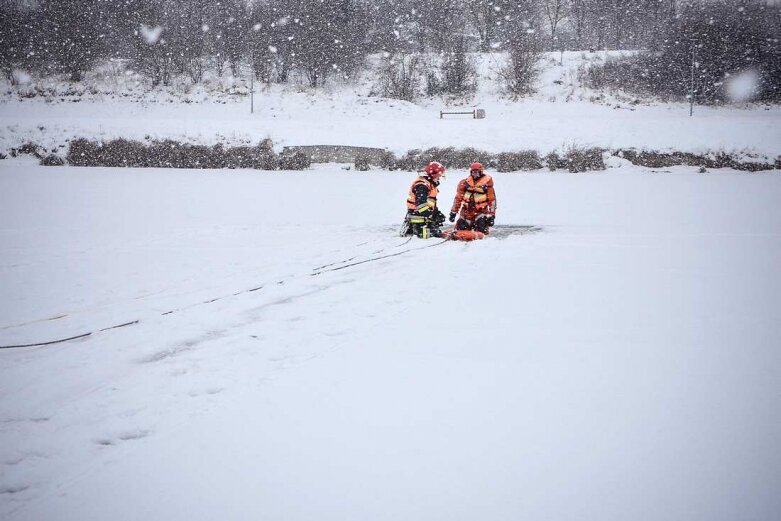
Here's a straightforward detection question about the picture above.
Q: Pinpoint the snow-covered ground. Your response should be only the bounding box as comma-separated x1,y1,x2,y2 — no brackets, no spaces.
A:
2,52,780,160
2,160,780,520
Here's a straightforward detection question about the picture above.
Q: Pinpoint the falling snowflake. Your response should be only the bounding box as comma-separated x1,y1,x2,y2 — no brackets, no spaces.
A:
726,69,759,102
253,23,262,32
12,69,31,85
139,25,163,45
269,45,278,54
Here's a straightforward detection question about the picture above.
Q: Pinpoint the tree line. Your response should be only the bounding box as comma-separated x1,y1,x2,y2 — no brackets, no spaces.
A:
1,0,779,102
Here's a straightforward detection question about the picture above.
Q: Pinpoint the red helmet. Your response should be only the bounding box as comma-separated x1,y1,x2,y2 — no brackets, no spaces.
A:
424,161,445,179
470,162,484,172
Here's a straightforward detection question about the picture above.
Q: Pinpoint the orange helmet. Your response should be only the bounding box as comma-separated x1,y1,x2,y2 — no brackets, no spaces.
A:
424,161,445,179
470,162,484,177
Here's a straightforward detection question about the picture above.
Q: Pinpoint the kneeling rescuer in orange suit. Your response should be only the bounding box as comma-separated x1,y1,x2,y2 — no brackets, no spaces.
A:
449,162,497,235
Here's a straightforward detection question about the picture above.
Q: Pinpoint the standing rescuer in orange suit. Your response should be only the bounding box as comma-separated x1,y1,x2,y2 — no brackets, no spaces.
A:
449,162,497,234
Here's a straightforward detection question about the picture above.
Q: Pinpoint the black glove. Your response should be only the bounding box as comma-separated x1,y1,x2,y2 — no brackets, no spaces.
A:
449,212,456,223
487,215,495,227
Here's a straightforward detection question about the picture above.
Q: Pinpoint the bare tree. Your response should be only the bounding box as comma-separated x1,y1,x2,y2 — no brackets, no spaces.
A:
378,52,422,100
0,1,35,82
502,22,543,96
248,2,275,82
38,0,107,81
265,0,369,88
223,1,249,77
438,35,478,95
582,0,781,103
542,0,567,51
130,0,174,86
568,0,589,49
171,0,210,84
465,0,499,52
466,0,540,52
207,0,248,77
609,0,632,49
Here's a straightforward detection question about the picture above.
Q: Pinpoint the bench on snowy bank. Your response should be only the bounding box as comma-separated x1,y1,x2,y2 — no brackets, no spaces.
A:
439,109,486,119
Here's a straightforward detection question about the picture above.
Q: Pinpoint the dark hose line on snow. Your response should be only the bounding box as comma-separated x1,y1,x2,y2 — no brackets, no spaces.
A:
0,237,446,350
0,332,93,349
99,320,140,332
0,320,142,350
310,238,449,276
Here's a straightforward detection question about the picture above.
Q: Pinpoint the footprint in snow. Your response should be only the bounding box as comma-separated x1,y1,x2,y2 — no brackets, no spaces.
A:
0,484,31,495
187,387,224,398
95,429,151,446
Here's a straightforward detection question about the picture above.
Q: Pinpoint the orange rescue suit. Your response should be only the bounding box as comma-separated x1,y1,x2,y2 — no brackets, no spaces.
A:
406,176,439,215
450,173,496,220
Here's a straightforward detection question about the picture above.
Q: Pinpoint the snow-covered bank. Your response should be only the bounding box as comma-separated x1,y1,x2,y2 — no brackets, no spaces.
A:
1,163,780,520
3,89,780,160
2,52,780,160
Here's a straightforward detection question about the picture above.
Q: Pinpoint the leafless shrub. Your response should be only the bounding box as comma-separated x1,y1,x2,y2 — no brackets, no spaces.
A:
147,140,192,168
394,147,495,172
565,147,605,172
101,139,152,167
378,53,421,102
614,149,776,171
224,140,277,169
449,147,494,169
354,154,371,171
544,152,567,171
40,154,65,166
279,151,311,170
428,38,477,97
394,149,423,172
377,150,398,170
496,151,543,172
502,29,543,97
66,138,280,169
13,142,44,159
67,138,101,165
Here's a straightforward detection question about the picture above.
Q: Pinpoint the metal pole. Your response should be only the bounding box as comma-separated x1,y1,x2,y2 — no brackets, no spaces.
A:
689,46,695,117
250,72,254,114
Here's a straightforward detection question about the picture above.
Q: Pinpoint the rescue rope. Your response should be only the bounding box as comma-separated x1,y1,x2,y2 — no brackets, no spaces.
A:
311,238,450,276
0,320,142,350
0,237,447,350
311,236,413,272
0,332,92,350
